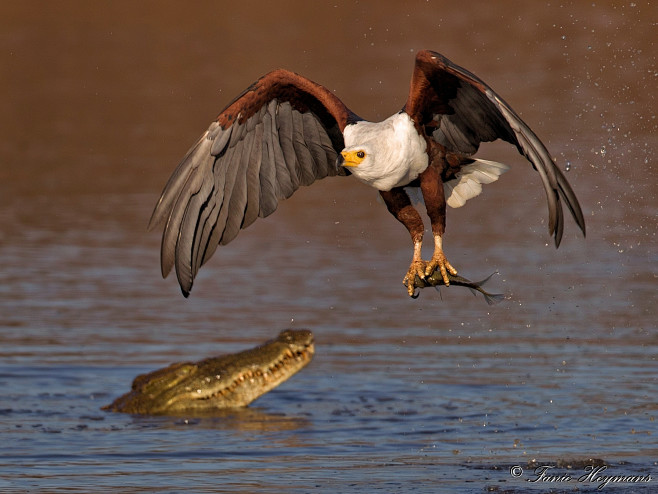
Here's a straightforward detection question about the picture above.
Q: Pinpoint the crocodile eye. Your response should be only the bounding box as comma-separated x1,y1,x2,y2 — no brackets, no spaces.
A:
356,151,365,159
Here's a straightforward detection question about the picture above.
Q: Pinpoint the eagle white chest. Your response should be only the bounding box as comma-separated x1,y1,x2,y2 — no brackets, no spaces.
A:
342,112,429,191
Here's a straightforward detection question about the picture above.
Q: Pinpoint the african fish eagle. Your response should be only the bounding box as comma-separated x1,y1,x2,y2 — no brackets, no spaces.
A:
149,50,586,297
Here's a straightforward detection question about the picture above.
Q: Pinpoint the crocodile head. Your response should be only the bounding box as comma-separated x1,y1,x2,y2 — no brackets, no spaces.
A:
103,329,314,415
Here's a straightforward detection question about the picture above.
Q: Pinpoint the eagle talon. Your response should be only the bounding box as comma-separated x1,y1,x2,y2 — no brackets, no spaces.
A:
403,260,430,297
425,253,457,286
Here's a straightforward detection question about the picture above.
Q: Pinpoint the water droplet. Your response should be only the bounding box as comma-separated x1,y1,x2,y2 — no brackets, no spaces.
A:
565,161,572,171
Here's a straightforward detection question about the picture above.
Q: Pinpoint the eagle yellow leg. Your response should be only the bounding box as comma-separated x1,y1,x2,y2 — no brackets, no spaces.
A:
402,235,457,297
378,186,457,297
403,241,428,296
426,233,457,285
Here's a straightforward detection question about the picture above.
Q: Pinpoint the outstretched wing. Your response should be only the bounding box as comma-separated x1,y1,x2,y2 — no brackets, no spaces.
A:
149,69,360,296
403,50,585,247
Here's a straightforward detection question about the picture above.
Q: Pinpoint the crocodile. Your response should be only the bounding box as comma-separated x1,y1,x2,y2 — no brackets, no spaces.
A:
103,329,314,415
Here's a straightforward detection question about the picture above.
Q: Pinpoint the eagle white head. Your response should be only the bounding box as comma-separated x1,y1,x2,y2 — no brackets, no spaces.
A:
337,113,429,191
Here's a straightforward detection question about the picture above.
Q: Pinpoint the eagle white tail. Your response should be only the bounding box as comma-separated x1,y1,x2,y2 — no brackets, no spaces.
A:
443,159,509,208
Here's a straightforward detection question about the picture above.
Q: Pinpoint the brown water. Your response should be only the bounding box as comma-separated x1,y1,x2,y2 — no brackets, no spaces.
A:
1,1,656,492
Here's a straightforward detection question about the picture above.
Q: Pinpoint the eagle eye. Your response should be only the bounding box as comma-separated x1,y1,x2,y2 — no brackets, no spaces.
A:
356,151,365,159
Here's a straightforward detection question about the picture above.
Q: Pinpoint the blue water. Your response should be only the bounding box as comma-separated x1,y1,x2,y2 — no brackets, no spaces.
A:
1,188,656,493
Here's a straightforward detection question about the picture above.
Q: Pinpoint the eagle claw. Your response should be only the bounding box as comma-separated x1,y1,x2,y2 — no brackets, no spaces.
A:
402,249,458,297
425,251,457,287
403,260,431,297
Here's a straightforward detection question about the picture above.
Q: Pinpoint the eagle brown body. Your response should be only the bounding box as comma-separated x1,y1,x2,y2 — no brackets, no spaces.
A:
150,50,585,297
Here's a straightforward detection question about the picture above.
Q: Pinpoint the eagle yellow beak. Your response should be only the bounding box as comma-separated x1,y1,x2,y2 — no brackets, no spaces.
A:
339,150,365,167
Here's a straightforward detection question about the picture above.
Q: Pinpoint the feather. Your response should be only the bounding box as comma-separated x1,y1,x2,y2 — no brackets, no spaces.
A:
258,109,279,217
158,138,215,279
149,129,213,232
302,111,330,179
275,101,300,191
444,159,509,208
267,101,294,199
209,123,231,157
291,108,316,185
241,122,263,230
174,164,217,294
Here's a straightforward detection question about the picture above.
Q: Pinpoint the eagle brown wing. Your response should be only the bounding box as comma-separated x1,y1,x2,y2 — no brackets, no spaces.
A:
149,70,360,296
403,50,585,247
